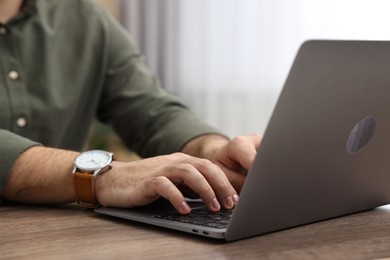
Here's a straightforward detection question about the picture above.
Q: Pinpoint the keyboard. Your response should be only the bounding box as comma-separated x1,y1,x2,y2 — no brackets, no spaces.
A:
153,208,233,229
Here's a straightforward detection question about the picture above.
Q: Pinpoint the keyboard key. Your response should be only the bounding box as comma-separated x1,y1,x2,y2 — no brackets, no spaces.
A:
153,208,233,229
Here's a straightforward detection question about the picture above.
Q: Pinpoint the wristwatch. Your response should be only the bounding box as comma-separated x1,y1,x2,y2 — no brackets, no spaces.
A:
72,150,114,208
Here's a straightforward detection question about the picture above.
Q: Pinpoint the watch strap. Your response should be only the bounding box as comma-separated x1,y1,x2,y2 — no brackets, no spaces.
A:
74,171,98,208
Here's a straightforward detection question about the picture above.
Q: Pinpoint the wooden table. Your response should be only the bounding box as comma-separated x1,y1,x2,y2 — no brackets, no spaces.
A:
2,203,390,259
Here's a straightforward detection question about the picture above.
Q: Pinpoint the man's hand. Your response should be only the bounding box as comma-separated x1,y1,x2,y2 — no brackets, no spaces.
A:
95,153,238,214
182,133,261,192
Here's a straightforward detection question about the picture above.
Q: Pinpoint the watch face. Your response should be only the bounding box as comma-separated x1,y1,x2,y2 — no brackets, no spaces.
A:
75,150,112,171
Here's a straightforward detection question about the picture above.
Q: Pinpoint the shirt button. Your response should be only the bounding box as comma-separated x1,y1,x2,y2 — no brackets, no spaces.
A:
0,26,6,35
8,71,19,80
16,117,27,128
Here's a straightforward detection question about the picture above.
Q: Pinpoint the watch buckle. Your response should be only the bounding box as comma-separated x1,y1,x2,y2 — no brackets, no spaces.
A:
77,200,100,208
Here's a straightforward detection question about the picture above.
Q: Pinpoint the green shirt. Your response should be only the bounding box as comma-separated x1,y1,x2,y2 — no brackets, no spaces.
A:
0,0,220,193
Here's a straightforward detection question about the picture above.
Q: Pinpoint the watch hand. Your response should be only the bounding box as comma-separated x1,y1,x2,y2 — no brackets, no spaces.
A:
91,159,103,168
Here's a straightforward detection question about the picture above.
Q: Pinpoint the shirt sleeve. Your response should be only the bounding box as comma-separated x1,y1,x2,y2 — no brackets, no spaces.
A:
93,5,223,157
0,129,41,201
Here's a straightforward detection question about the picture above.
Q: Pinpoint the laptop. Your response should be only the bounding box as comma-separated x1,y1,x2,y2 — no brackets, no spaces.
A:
95,40,390,241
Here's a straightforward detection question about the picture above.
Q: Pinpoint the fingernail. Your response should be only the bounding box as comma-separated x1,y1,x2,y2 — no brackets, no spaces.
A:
226,195,234,208
211,197,221,211
181,201,191,214
233,194,239,204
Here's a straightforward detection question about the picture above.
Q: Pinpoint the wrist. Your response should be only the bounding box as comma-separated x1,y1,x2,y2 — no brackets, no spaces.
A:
94,161,120,207
72,150,114,208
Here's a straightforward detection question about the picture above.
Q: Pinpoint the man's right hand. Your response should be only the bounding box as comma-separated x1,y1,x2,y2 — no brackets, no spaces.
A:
95,153,239,214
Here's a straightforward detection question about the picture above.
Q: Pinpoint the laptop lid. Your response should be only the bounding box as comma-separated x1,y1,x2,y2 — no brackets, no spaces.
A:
96,40,390,241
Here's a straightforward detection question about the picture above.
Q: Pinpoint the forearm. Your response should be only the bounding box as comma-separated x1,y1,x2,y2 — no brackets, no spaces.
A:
1,146,78,204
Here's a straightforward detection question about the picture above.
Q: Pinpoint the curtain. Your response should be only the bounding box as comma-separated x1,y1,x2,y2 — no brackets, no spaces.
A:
121,0,390,137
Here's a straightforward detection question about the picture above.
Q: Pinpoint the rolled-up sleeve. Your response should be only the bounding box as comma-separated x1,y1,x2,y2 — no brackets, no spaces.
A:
0,130,41,198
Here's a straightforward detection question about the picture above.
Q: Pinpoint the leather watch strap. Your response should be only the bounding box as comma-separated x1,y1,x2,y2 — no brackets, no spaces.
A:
74,171,98,208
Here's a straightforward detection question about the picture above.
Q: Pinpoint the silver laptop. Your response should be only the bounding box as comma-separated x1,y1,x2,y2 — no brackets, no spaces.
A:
95,40,390,241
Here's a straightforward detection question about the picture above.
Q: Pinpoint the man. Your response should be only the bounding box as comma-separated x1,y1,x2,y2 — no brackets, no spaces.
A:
0,0,260,214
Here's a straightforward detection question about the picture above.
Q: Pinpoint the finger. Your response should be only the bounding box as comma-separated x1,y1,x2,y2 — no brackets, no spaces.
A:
227,133,261,171
168,163,222,212
218,164,246,193
149,176,191,215
191,158,239,209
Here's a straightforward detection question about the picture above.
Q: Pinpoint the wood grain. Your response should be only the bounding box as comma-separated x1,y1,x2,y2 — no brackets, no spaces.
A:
2,204,390,259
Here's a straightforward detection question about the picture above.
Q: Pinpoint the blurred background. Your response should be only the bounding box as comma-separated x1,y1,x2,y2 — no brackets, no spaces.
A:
90,0,390,159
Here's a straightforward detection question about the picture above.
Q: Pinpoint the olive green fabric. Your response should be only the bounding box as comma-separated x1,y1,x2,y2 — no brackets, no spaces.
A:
0,0,220,195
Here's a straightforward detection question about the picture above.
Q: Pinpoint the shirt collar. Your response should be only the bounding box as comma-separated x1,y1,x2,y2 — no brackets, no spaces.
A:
6,0,36,25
